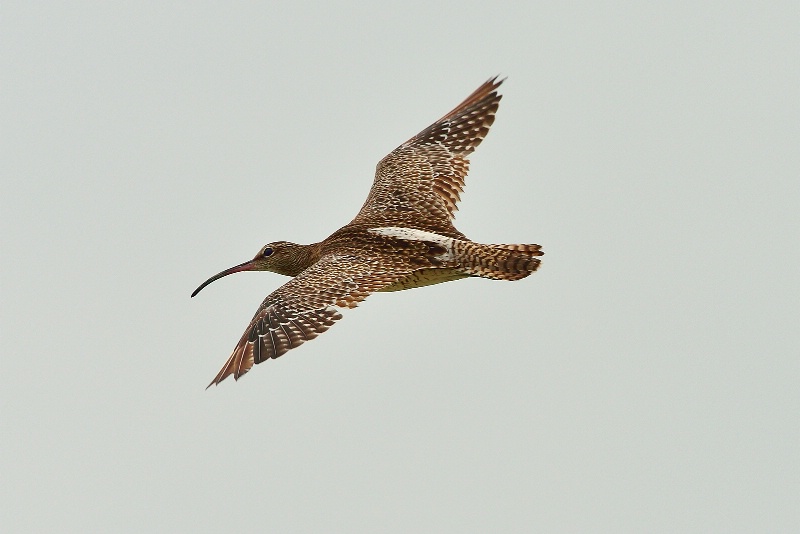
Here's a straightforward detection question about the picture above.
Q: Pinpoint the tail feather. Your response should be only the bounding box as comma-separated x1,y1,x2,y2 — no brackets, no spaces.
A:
457,242,543,281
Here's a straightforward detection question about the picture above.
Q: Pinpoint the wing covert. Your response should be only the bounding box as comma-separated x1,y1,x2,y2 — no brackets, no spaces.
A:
207,254,412,387
353,77,504,230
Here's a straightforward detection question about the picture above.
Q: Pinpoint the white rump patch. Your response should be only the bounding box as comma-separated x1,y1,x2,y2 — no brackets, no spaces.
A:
368,226,455,261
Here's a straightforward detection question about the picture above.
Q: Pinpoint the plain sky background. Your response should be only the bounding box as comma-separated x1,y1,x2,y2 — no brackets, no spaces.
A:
3,1,798,532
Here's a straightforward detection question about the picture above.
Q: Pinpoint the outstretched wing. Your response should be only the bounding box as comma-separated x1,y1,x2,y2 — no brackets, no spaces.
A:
353,76,504,232
207,254,411,387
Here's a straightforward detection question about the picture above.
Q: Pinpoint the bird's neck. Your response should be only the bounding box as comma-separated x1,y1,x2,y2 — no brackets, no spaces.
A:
276,243,321,277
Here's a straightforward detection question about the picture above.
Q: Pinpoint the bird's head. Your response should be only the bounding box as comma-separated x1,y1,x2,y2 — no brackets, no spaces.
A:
191,241,307,297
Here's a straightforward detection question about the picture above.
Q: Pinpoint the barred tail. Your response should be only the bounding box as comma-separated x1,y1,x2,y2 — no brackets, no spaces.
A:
457,242,544,281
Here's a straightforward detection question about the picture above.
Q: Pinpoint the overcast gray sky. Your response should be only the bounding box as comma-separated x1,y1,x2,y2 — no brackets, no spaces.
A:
3,1,798,532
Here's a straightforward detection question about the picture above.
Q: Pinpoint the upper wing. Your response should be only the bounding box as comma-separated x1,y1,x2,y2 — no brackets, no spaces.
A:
352,77,504,231
207,254,411,387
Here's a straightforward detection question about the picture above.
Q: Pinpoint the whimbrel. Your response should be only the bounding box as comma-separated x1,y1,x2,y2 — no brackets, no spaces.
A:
192,77,543,387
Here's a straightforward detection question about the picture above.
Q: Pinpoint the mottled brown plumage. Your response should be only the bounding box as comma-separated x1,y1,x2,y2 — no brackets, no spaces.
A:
192,77,544,387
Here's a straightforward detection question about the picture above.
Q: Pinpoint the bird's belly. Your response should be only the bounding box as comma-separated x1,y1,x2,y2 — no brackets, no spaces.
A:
378,268,469,292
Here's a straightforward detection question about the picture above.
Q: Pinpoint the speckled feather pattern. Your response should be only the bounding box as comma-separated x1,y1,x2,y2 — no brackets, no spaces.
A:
353,77,503,234
207,254,416,386
200,77,544,386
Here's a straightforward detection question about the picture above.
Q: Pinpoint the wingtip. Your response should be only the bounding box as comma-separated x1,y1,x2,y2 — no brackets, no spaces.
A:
206,372,224,389
206,364,231,389
206,367,233,389
482,75,506,94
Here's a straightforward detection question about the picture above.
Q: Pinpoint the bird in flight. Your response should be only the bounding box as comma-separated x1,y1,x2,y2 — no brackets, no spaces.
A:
192,76,543,387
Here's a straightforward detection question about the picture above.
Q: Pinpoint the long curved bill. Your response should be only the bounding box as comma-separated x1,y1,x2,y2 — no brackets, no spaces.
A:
191,260,255,297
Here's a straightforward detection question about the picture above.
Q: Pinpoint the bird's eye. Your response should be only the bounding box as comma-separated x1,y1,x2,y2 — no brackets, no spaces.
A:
262,247,273,257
